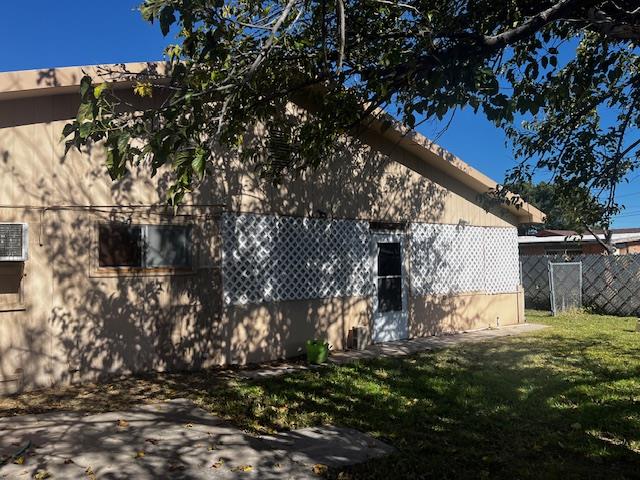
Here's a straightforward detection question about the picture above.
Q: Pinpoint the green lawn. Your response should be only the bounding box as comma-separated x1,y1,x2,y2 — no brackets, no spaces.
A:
196,310,640,479
2,310,639,478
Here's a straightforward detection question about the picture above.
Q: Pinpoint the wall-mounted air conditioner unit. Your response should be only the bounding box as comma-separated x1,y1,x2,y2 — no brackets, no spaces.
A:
0,223,28,261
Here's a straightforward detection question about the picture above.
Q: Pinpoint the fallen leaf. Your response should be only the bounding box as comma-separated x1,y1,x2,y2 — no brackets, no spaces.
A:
134,450,145,459
86,466,97,480
312,463,328,476
34,470,50,480
116,419,129,428
13,455,25,465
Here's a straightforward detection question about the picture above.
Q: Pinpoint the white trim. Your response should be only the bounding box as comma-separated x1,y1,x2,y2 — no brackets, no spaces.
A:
519,232,640,244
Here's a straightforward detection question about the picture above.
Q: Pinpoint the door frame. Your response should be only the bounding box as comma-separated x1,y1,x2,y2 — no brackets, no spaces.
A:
370,232,409,343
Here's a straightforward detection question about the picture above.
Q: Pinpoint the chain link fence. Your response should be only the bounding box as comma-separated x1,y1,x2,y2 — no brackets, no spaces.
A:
521,254,640,316
549,262,582,315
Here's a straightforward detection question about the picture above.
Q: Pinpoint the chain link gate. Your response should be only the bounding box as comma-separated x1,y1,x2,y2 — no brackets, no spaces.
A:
549,262,582,315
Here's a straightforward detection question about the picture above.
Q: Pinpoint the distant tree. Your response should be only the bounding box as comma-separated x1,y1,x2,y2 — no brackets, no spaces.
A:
513,180,615,252
514,181,578,233
63,0,640,224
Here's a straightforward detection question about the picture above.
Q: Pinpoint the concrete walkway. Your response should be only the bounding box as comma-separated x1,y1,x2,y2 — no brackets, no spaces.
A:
240,322,547,379
0,399,393,479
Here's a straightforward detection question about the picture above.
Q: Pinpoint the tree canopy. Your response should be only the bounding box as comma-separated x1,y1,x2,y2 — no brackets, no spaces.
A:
511,181,606,233
64,0,640,218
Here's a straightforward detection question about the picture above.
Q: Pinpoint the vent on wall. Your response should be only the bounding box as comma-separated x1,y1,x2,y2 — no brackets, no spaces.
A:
0,223,28,261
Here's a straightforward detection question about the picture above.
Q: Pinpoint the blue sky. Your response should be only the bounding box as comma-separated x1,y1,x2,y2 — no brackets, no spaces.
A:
2,2,638,227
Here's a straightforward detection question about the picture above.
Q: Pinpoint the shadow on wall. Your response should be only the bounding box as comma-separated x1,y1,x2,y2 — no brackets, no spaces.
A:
0,64,509,391
1,168,228,389
410,294,503,337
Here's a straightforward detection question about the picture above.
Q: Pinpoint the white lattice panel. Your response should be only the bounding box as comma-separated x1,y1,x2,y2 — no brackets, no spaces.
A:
410,224,520,295
221,213,371,305
483,227,520,293
410,224,485,294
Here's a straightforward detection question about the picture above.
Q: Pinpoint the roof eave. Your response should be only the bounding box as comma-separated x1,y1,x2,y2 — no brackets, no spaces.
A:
0,62,169,101
0,62,547,225
367,115,546,225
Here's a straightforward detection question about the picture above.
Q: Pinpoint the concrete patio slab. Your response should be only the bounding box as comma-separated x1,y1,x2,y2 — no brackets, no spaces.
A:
0,399,393,479
241,323,548,379
330,322,548,363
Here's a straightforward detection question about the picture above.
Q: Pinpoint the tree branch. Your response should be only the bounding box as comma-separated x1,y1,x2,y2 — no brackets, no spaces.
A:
584,223,616,254
336,0,346,73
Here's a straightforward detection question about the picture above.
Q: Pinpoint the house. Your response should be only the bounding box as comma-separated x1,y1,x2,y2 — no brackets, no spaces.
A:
0,63,544,393
519,229,640,256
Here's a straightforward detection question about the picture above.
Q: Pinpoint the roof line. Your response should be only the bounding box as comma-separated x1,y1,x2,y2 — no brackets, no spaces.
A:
0,62,545,224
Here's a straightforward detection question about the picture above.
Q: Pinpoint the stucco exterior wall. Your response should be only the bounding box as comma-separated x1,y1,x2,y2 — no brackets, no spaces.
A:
625,242,640,254
0,88,523,393
409,289,524,337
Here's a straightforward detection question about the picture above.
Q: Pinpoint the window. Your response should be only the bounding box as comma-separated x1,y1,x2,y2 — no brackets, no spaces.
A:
145,225,191,268
98,223,192,270
376,242,403,313
99,224,143,267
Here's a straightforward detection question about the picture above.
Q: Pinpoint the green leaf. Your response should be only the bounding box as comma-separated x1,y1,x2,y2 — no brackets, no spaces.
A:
94,83,108,98
174,149,192,168
159,6,176,36
192,149,206,178
77,102,94,123
134,82,153,98
117,132,130,153
79,76,93,99
105,149,116,175
140,4,154,22
79,121,93,139
61,123,77,140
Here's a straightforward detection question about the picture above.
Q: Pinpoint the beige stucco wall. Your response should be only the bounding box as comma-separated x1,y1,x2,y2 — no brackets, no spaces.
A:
0,88,522,393
410,289,525,337
226,296,371,364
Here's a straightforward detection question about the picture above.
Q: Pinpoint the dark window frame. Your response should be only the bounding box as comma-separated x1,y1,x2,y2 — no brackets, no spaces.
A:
97,222,194,273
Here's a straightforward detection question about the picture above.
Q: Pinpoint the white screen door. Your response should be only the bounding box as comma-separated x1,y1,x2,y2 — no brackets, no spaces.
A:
371,233,408,343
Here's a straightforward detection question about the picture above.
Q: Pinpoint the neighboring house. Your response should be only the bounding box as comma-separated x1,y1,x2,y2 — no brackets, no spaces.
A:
519,229,640,256
0,63,544,393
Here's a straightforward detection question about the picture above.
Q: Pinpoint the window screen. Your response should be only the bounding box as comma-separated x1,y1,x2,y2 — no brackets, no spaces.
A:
145,225,191,267
378,242,402,276
98,223,192,269
378,277,403,312
376,242,403,313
